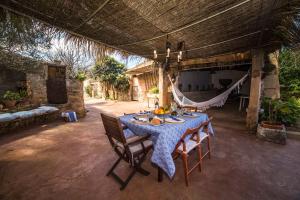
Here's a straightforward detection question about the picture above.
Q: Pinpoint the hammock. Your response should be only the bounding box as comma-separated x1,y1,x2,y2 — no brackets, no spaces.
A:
169,73,249,111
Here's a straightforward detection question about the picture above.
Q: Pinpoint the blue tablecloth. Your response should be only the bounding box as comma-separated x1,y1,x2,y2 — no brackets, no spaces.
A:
120,113,214,178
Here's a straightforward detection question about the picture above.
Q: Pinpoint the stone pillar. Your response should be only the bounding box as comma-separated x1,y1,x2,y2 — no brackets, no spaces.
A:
66,79,86,117
263,50,280,99
246,49,264,130
158,64,168,107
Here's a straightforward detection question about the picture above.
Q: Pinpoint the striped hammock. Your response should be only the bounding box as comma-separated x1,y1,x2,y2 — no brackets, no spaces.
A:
169,73,249,111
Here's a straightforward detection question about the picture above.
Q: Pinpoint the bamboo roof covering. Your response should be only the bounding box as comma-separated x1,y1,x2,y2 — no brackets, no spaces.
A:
0,0,293,61
126,61,155,75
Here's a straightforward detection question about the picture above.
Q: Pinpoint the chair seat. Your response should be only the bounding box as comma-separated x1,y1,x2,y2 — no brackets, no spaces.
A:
177,140,199,153
123,128,135,138
114,136,153,155
199,131,209,142
177,132,208,153
129,140,153,155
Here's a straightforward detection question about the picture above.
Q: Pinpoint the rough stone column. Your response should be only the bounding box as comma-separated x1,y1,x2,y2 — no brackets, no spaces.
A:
66,79,86,117
263,50,280,99
158,64,168,107
246,49,264,130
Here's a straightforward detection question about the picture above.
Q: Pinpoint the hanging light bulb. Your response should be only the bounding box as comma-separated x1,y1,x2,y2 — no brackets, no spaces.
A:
153,50,157,59
177,54,180,63
166,48,170,58
179,51,182,60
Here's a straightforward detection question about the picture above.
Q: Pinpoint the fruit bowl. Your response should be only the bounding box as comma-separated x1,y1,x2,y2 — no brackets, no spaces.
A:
153,107,170,115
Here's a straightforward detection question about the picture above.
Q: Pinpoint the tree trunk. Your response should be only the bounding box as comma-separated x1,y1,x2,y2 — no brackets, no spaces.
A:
105,82,109,98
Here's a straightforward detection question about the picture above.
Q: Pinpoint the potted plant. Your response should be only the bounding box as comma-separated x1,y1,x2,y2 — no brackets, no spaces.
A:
1,91,21,108
260,98,285,130
258,97,300,144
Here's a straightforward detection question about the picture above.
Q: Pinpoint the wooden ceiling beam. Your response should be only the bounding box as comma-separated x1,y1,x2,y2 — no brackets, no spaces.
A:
178,51,251,66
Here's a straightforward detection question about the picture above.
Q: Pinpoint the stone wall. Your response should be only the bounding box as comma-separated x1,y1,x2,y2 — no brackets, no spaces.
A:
0,50,49,106
66,79,86,117
26,67,48,106
0,50,86,118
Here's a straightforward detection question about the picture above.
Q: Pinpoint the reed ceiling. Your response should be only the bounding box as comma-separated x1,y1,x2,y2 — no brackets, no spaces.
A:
0,0,291,61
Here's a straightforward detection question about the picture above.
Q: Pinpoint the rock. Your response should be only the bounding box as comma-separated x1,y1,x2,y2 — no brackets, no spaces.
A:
257,124,287,145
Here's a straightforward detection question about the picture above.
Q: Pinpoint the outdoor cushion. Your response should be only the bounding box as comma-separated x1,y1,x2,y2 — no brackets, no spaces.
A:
31,108,48,116
114,136,152,155
123,128,135,138
177,140,199,153
37,106,59,113
12,111,35,119
128,140,153,155
199,131,209,142
0,113,17,122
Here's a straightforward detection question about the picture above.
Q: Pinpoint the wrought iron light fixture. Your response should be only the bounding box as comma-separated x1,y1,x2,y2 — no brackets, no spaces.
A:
153,35,185,66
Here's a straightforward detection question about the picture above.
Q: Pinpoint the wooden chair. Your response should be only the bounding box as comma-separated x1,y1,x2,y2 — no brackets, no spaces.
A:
100,113,153,190
181,105,198,112
172,117,212,186
199,117,213,161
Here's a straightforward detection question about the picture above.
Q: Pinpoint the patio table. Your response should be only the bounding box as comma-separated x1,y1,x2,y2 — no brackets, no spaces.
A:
119,113,214,180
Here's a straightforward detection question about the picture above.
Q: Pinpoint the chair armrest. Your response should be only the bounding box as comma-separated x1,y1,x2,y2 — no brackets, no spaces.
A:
121,124,128,130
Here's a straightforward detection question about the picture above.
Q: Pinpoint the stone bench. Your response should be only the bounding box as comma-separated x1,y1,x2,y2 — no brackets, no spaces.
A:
0,106,60,134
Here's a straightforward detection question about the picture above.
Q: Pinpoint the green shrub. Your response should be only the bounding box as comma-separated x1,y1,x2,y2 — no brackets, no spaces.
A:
19,89,28,99
114,74,130,92
261,97,300,125
149,86,159,94
279,49,300,99
75,71,87,81
2,91,21,101
85,85,93,97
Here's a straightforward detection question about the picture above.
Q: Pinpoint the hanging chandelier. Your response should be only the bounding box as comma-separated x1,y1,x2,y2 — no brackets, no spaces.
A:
153,35,185,65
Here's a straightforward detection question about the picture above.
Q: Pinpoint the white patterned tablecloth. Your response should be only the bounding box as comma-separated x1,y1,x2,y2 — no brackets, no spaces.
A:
120,113,214,178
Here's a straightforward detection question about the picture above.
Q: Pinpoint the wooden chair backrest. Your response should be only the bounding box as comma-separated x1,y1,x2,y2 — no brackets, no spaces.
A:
174,117,213,153
100,113,126,145
181,105,198,112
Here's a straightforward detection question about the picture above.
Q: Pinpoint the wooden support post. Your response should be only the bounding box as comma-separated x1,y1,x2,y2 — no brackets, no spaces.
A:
158,64,168,107
246,49,264,130
263,50,280,99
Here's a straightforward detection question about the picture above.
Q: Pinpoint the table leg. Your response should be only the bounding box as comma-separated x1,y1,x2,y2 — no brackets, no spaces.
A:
239,97,242,111
157,167,163,182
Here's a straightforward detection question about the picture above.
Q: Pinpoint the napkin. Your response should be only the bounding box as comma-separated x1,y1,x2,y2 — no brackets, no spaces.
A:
133,116,148,122
169,115,180,121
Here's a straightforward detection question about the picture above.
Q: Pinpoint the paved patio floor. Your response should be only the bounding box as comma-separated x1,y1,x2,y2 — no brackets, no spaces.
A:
0,100,300,200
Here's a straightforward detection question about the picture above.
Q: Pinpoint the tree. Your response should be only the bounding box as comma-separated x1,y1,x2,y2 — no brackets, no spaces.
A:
279,48,300,98
46,45,93,80
92,56,129,99
0,8,56,59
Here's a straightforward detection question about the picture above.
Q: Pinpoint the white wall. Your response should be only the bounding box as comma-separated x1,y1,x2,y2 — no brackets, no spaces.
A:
178,71,210,92
211,70,244,89
179,69,250,95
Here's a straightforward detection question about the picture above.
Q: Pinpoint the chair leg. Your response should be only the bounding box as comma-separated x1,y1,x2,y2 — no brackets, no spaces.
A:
119,169,137,190
107,156,122,176
107,155,138,190
197,145,202,172
136,166,150,176
207,136,211,159
182,153,189,186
